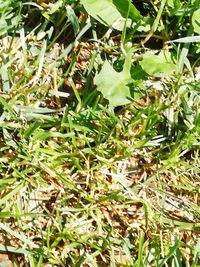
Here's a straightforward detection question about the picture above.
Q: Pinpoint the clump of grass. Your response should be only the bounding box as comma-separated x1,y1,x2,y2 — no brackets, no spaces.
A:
0,0,200,266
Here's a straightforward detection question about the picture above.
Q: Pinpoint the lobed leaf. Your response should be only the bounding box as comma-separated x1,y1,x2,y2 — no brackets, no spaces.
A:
94,50,134,106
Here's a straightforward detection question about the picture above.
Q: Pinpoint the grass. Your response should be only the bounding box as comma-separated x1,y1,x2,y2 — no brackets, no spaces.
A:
0,0,200,266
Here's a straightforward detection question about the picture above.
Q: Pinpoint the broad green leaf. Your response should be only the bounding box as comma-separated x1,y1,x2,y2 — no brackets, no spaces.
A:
94,51,134,107
81,0,141,30
192,9,200,34
139,51,176,76
112,0,142,21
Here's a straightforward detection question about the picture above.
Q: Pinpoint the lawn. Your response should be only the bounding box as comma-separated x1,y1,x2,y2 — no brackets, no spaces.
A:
0,0,200,266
